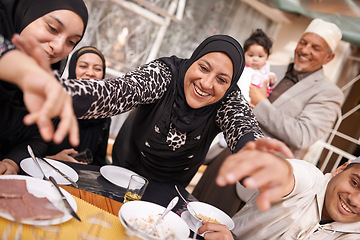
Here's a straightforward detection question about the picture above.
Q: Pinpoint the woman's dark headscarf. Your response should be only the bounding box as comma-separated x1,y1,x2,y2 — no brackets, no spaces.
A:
0,0,88,72
161,34,245,132
68,46,106,79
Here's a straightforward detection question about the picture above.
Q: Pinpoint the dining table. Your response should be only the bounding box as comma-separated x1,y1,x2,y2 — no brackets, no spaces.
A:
1,160,219,240
51,161,199,215
60,185,122,216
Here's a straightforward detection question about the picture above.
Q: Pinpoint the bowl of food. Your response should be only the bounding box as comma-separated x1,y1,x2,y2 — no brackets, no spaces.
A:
187,201,234,230
119,200,190,240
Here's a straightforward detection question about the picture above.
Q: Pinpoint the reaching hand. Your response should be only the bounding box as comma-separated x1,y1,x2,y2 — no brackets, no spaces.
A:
216,138,295,211
19,67,79,146
242,137,294,157
0,37,79,146
11,34,79,146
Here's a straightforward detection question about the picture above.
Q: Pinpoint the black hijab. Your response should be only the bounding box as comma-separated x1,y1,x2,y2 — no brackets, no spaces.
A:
68,46,106,79
161,34,245,132
0,0,88,72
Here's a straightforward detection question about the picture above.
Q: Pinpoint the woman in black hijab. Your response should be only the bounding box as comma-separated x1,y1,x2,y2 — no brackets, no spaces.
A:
0,0,88,174
67,46,106,79
0,0,88,72
61,34,263,186
47,46,111,166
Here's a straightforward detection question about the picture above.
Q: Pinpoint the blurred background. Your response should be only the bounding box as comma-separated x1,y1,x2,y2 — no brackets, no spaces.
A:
67,0,360,181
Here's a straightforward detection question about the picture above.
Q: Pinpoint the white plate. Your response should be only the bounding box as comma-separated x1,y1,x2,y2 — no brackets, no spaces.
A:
0,175,77,225
119,201,189,240
100,165,138,188
20,157,78,185
181,211,205,237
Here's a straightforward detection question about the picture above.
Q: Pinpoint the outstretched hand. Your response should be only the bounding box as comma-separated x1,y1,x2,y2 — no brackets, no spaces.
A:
243,137,294,157
216,138,295,211
20,70,79,146
2,34,80,146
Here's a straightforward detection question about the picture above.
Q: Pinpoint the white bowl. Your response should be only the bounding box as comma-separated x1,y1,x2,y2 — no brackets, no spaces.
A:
119,201,190,239
187,202,234,230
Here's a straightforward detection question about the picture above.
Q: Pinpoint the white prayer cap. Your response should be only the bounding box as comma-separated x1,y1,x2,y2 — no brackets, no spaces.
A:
350,156,360,164
304,18,342,52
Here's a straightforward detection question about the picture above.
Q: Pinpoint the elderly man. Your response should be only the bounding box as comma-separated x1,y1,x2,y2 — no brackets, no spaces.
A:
203,138,360,239
249,18,344,158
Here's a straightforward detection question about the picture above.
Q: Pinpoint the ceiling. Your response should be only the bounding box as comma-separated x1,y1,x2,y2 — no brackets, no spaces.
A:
259,0,360,46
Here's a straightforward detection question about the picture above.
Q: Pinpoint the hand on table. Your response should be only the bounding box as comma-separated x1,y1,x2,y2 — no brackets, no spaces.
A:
216,138,295,211
198,221,233,240
46,149,87,164
6,34,79,146
0,159,20,175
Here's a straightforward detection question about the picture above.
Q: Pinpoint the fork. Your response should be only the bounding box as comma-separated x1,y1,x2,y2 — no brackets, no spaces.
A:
174,185,202,221
174,185,202,239
27,145,49,181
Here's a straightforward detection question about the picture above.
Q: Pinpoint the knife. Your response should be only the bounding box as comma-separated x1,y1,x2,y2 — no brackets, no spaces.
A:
27,145,49,181
49,176,81,222
38,156,78,188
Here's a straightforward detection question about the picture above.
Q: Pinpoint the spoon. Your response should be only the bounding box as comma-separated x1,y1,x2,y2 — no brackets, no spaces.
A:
151,196,179,234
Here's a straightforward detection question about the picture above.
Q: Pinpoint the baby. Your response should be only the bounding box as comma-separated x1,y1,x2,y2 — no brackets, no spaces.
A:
238,29,275,102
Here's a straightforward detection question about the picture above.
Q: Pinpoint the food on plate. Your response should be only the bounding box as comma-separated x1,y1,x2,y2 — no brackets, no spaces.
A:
0,197,34,220
23,193,64,220
127,215,176,239
0,179,28,197
0,179,64,221
195,213,220,224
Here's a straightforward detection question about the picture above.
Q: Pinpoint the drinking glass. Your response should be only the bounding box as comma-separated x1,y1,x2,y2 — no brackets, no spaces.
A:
71,148,93,164
123,175,148,203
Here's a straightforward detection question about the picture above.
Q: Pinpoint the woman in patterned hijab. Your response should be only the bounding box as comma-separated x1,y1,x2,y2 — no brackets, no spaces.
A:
61,35,263,186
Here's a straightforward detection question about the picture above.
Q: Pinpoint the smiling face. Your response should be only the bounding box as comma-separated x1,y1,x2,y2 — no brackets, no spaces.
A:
75,53,104,80
20,9,84,64
244,44,268,70
293,32,334,75
323,163,360,223
183,52,233,109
